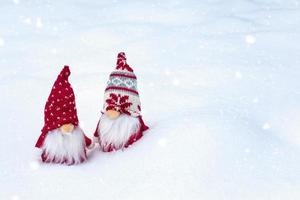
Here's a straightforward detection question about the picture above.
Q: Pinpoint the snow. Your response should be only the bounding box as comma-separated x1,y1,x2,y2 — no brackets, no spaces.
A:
1,0,300,199
262,122,271,130
245,35,256,44
29,161,40,171
36,17,43,29
12,0,19,5
11,195,20,200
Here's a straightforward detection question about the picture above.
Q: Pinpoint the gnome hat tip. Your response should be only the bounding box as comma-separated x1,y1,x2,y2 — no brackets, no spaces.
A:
118,52,126,59
60,65,71,78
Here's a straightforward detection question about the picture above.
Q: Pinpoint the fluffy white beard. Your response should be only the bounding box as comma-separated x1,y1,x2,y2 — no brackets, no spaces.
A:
98,114,140,150
42,126,86,164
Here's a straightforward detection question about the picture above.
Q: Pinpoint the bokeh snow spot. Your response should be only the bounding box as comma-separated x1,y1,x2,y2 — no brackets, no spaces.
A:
23,17,32,24
164,69,171,76
36,17,43,28
252,97,259,103
51,48,57,54
11,195,20,200
262,123,271,130
148,82,154,87
13,0,19,5
0,37,4,47
158,138,167,147
172,79,180,86
29,161,40,171
235,71,242,79
245,148,251,153
245,35,256,44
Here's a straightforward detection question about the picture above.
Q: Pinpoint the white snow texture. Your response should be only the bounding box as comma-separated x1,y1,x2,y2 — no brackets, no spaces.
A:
1,0,300,200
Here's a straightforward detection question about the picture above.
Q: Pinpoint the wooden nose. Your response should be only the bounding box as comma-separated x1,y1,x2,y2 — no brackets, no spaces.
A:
60,123,74,134
105,110,120,119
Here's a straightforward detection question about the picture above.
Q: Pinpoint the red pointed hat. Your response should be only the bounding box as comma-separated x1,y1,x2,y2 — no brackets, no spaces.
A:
35,66,79,148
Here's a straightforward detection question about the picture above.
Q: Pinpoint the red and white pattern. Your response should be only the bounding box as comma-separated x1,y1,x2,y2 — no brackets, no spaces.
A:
103,52,142,117
106,94,132,115
94,52,149,152
35,66,92,164
116,52,133,72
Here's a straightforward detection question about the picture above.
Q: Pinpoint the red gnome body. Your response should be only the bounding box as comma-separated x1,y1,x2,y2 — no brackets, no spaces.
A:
35,66,93,165
93,52,149,152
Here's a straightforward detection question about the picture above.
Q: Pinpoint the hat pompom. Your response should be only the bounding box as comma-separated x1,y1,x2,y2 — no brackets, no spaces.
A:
116,52,133,72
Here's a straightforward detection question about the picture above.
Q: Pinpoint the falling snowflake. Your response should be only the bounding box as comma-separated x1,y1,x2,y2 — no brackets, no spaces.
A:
51,48,57,54
12,0,19,5
244,148,251,153
164,69,171,76
36,17,43,28
252,97,259,103
158,138,167,147
29,161,40,170
148,82,155,87
262,123,271,130
235,71,242,79
23,17,32,24
172,79,180,86
11,195,20,200
245,35,256,44
0,37,4,47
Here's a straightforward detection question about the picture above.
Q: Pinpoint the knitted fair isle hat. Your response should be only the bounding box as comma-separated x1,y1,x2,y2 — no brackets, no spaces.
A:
103,52,141,117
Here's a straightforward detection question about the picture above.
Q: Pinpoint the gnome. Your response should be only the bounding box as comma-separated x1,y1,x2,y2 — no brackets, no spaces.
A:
93,52,149,152
35,66,94,165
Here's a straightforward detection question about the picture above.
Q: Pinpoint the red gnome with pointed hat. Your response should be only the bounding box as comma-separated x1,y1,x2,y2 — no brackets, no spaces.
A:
93,52,149,152
35,66,94,165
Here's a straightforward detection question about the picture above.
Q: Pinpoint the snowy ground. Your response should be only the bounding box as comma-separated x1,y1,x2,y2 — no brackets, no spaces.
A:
1,0,300,199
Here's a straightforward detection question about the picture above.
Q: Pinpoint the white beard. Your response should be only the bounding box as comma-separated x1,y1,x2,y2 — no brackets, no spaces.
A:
42,126,86,165
98,114,140,151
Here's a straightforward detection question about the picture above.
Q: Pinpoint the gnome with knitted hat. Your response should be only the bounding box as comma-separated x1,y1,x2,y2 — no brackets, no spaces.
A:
35,66,94,165
93,52,149,152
